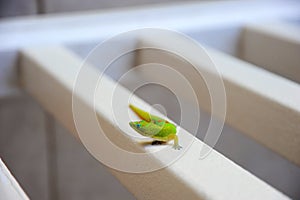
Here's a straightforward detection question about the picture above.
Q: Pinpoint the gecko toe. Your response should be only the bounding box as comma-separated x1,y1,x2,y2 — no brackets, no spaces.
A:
173,145,182,150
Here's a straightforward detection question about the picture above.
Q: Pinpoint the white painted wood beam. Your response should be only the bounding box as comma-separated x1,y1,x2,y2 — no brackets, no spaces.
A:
241,22,300,83
19,46,288,200
0,159,29,200
0,0,299,50
137,35,300,166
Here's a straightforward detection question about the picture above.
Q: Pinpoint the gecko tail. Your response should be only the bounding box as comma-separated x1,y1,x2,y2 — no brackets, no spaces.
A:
129,104,152,122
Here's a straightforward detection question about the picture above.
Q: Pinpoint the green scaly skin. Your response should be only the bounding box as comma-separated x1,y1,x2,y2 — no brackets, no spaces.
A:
129,104,182,150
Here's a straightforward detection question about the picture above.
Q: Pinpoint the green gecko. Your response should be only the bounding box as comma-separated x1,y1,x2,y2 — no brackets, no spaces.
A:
129,104,182,150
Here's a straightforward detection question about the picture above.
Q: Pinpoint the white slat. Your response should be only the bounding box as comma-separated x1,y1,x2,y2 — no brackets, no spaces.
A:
19,46,288,200
1,0,300,51
0,159,29,200
241,22,300,83
137,35,300,166
1,0,300,98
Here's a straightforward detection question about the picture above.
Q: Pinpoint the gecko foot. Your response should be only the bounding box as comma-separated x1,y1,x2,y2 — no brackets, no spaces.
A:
173,144,182,150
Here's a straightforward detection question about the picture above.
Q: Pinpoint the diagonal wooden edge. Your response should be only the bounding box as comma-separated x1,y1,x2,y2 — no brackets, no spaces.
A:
136,34,300,167
19,46,289,199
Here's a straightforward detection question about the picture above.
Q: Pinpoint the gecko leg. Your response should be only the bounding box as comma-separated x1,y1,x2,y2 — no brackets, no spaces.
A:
167,135,182,150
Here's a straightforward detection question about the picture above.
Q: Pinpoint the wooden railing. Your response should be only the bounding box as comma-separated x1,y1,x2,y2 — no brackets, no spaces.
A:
19,46,289,200
0,0,299,199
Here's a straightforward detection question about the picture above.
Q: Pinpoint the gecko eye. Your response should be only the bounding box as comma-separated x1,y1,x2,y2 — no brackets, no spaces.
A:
137,124,141,128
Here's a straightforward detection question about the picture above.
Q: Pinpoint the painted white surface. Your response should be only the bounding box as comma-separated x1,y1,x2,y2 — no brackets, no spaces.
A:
241,22,300,83
19,46,289,199
0,159,29,200
0,96,49,200
1,0,299,50
137,34,300,166
67,38,300,199
0,0,300,98
1,1,300,199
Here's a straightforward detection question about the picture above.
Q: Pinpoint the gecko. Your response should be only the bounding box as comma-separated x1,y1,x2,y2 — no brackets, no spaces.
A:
129,104,182,150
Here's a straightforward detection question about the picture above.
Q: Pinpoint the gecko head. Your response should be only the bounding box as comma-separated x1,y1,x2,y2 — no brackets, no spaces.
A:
129,120,150,136
129,121,143,131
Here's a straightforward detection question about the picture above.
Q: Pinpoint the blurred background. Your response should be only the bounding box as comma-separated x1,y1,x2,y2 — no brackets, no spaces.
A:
0,0,300,200
0,0,208,17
